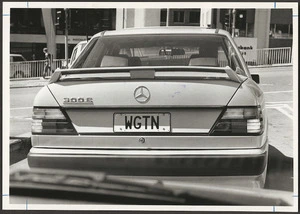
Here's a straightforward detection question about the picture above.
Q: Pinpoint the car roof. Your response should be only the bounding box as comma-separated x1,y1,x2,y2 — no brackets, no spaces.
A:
10,54,23,57
77,41,88,45
92,27,230,38
74,41,88,48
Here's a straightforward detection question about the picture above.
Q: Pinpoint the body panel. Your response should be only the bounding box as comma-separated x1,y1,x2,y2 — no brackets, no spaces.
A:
31,133,267,149
48,80,241,107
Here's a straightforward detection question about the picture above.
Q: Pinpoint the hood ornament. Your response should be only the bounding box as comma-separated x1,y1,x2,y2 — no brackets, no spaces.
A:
134,86,150,103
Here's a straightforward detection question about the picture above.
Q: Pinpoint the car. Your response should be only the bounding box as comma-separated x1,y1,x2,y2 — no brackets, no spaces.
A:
69,40,88,67
28,27,268,189
10,54,31,78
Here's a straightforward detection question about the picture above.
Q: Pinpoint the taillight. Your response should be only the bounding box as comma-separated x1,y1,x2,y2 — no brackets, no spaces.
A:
32,108,76,134
211,106,263,135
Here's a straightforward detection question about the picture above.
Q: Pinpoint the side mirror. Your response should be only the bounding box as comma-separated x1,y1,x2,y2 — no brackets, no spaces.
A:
251,74,260,84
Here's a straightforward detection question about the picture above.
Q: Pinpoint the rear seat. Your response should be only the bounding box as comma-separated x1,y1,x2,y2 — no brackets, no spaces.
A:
100,55,128,67
188,54,219,67
128,57,142,66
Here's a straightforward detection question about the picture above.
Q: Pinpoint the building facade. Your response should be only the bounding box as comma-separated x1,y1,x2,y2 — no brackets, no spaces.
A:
10,8,116,60
10,8,292,60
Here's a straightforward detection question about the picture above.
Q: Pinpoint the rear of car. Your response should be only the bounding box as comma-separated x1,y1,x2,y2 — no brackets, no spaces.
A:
28,28,268,188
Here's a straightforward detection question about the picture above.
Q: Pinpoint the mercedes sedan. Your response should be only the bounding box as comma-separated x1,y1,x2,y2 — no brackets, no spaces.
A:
28,27,268,188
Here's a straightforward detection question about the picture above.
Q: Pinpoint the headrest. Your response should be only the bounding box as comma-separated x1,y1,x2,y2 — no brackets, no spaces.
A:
189,56,219,67
100,55,128,67
128,57,141,66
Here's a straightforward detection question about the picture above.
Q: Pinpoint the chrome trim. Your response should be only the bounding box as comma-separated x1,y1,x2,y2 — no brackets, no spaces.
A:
172,128,210,133
32,134,267,149
30,145,267,156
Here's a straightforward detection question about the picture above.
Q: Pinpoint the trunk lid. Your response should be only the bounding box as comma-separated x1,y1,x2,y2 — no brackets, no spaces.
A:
47,79,241,135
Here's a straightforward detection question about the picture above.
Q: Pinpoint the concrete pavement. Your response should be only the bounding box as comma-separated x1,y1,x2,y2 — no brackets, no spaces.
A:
10,77,49,88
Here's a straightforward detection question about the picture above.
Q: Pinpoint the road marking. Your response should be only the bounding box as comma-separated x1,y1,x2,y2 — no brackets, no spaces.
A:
10,116,32,120
283,104,293,113
266,103,293,120
274,107,293,120
266,104,285,108
10,107,32,110
266,101,293,104
264,90,293,94
260,84,274,86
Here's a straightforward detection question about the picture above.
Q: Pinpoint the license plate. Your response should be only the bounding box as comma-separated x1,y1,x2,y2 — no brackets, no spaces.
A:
114,113,170,132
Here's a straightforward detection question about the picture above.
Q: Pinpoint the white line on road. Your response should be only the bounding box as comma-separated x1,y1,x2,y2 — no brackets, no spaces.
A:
10,116,32,120
283,104,293,112
264,90,293,94
266,101,293,104
10,107,32,110
266,104,285,108
274,107,293,120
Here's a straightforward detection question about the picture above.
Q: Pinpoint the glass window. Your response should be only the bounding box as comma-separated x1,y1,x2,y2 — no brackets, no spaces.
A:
189,11,200,24
173,11,184,23
72,34,245,75
13,56,25,62
66,9,115,36
70,47,78,63
10,9,45,34
269,24,292,38
246,23,254,37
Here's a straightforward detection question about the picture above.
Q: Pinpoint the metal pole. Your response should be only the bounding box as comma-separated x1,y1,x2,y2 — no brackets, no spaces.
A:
166,9,169,26
65,8,69,67
85,10,88,41
232,9,236,37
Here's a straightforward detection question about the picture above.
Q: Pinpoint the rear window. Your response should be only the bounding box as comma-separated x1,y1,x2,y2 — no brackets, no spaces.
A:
12,56,25,62
72,34,244,73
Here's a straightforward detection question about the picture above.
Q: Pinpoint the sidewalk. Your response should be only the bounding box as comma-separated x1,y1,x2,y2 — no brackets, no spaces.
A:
10,77,49,88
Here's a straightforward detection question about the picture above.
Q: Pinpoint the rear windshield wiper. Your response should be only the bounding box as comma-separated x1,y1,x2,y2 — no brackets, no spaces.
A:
10,168,185,204
10,168,292,205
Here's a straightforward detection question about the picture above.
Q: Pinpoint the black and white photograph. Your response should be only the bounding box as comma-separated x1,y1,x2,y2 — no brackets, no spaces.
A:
2,1,298,212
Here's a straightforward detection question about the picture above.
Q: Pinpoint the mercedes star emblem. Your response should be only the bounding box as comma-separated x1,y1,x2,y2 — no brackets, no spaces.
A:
134,86,150,103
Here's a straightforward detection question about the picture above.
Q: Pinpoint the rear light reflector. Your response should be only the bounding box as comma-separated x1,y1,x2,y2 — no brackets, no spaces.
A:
211,106,263,135
32,108,76,134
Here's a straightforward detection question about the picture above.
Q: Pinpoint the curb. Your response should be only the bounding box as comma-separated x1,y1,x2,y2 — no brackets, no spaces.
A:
10,137,32,165
248,64,292,69
10,84,48,89
10,77,42,81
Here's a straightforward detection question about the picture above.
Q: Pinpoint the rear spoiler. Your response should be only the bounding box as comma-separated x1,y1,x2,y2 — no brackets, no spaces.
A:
49,66,245,84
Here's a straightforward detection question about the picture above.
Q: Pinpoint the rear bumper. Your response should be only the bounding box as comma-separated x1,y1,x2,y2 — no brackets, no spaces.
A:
28,143,268,187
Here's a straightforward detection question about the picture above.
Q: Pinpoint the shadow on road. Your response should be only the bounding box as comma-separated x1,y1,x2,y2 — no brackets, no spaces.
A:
265,145,293,192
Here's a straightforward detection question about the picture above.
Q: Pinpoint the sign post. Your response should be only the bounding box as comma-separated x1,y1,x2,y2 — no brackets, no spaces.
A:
232,9,236,37
64,8,69,68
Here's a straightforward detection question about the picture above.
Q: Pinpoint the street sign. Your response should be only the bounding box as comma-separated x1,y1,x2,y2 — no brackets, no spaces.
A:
234,37,257,64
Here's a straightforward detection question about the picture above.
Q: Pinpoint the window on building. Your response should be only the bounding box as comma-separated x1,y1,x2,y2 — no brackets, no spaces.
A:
189,11,200,24
10,42,46,60
270,23,292,38
173,11,184,23
10,9,45,34
246,23,254,37
58,9,115,36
